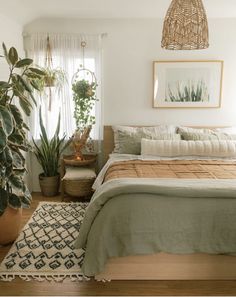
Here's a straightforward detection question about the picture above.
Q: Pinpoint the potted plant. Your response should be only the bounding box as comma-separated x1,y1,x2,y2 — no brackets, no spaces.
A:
32,109,67,196
0,43,45,245
39,66,67,88
72,73,98,160
37,36,67,110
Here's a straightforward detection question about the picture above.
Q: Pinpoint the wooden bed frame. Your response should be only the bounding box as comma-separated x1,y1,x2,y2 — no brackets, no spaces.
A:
95,125,236,280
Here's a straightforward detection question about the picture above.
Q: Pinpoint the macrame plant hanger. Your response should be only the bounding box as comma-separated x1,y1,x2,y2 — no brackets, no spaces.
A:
45,35,53,111
72,41,97,85
71,41,97,161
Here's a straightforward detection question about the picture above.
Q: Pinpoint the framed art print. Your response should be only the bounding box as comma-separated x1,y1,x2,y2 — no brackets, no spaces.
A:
153,60,224,108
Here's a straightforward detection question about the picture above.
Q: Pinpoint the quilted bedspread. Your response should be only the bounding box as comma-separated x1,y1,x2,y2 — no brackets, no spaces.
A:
104,159,236,181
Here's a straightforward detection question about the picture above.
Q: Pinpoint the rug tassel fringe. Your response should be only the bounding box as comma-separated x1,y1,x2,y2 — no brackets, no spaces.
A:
0,273,89,282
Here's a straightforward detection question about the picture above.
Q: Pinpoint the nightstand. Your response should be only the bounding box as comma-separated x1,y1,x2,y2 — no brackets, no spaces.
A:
60,155,97,201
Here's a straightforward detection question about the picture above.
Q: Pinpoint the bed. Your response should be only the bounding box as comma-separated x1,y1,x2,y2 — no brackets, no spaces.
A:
75,125,236,280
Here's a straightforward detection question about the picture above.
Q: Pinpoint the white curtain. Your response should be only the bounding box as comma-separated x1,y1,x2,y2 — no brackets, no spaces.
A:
24,33,103,192
24,33,102,140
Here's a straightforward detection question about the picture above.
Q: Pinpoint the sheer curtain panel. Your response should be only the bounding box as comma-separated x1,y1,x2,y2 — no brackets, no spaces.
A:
24,33,103,191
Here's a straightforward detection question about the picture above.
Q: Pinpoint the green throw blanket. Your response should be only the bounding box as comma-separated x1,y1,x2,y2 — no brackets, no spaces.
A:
75,178,236,276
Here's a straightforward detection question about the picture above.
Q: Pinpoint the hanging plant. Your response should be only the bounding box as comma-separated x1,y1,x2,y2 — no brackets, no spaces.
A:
72,65,98,160
40,67,67,88
38,36,67,110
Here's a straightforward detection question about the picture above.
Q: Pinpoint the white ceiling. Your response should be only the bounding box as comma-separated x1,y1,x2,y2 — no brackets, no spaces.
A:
1,0,236,25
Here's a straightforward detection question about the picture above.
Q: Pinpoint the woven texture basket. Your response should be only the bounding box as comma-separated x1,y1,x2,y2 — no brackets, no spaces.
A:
39,174,60,197
64,177,95,197
161,0,209,50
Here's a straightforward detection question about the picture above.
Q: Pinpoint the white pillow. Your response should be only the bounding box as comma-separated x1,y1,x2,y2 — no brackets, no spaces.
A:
62,167,96,180
177,126,215,134
141,139,236,158
215,126,236,135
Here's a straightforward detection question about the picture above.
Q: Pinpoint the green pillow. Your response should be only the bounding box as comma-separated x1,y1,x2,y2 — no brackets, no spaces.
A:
181,132,236,141
113,131,181,155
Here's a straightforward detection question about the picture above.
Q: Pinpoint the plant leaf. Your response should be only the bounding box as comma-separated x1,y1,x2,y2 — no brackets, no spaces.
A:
29,67,46,76
0,188,8,216
0,81,11,89
8,47,18,65
15,58,33,68
0,105,13,136
9,174,23,190
8,193,21,209
17,75,32,93
2,43,10,65
18,97,31,116
0,127,7,152
9,104,23,127
0,145,12,167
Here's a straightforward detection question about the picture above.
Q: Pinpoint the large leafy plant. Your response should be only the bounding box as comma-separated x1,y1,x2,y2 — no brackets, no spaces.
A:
0,43,45,216
72,79,97,131
32,109,66,177
71,75,98,159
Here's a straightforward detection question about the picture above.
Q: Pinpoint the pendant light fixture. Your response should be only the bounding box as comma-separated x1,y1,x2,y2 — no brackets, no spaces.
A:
161,0,209,50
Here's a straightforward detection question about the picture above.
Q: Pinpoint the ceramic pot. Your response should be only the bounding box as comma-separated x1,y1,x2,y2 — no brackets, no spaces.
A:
0,207,22,245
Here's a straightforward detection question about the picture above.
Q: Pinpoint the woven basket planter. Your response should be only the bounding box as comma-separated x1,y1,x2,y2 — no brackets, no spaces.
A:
64,177,95,197
39,174,60,197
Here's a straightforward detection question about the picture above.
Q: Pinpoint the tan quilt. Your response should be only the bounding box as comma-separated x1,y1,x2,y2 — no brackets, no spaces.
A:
104,160,236,182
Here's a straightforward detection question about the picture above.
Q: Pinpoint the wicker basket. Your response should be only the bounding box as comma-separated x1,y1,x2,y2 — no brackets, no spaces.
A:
64,177,95,197
39,174,60,197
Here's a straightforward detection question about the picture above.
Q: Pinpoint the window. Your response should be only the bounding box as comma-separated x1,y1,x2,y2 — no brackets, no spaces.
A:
25,33,102,141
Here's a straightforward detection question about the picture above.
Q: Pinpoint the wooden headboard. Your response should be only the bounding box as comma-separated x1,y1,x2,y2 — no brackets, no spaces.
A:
103,125,228,164
103,126,115,163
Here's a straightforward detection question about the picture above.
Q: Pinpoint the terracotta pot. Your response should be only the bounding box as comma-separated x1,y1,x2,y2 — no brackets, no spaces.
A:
39,174,60,197
0,207,22,245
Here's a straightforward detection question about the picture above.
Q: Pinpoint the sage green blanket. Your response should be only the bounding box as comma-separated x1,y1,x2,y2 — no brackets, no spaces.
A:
75,178,236,276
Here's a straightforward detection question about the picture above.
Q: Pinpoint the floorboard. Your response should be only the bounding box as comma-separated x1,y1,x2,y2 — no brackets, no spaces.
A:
0,193,236,296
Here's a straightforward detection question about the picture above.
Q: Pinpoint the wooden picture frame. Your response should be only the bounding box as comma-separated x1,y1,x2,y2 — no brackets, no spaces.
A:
153,60,224,109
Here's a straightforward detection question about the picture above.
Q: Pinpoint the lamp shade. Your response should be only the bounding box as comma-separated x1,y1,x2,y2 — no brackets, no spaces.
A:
161,0,209,50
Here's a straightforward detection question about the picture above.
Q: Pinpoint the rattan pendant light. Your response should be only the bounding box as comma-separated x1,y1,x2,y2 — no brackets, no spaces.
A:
161,0,209,50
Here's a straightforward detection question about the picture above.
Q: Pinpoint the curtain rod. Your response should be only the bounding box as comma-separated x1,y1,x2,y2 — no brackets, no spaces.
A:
22,32,108,38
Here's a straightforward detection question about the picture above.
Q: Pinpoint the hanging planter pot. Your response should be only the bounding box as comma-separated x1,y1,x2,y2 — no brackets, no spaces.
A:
44,75,56,87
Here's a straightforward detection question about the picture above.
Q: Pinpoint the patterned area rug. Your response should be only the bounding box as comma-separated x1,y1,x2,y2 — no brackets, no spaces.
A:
0,202,88,282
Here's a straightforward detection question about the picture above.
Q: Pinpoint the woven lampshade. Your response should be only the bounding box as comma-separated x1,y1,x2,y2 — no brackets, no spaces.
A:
161,0,209,50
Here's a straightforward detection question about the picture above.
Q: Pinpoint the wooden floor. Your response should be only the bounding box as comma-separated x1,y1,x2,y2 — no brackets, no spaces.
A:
1,193,236,296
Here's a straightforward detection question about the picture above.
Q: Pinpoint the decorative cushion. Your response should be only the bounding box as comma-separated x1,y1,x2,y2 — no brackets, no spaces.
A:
181,132,236,141
215,126,236,135
63,167,96,181
177,126,215,134
141,139,236,158
112,125,178,155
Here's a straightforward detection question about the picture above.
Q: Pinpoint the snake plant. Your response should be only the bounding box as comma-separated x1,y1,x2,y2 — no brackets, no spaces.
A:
32,108,67,177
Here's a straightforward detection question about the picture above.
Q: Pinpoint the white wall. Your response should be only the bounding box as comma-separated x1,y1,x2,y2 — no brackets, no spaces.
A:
24,17,236,191
0,14,24,80
24,18,236,127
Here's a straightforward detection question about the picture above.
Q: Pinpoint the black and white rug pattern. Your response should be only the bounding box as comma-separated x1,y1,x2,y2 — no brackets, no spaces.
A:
0,202,88,282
